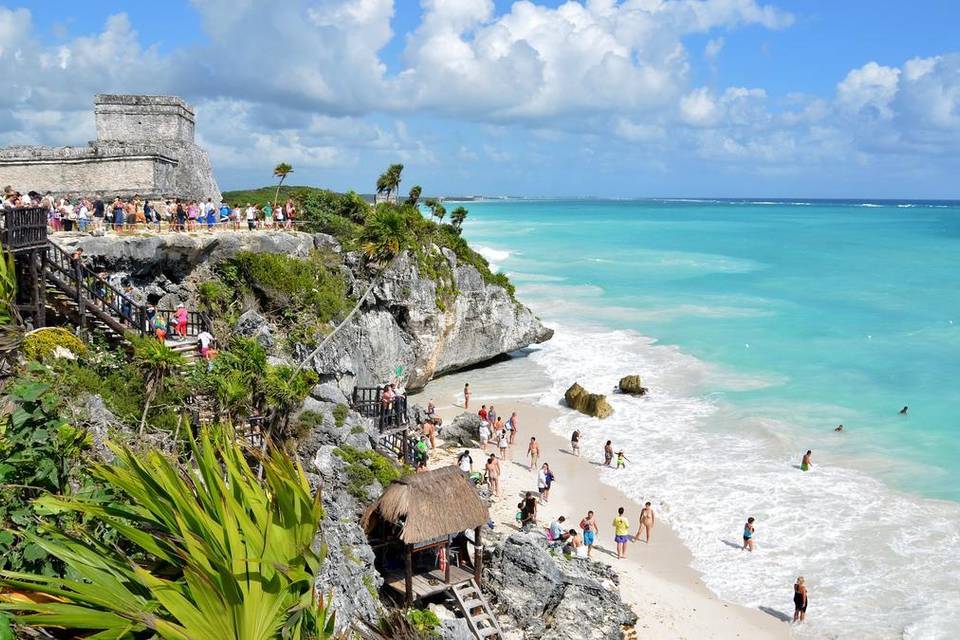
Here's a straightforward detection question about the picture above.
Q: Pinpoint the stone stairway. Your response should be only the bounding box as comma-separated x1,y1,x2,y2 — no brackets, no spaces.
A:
452,579,502,639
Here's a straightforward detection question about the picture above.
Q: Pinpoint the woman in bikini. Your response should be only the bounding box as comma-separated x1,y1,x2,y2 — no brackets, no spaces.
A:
793,576,808,623
742,516,756,552
635,502,655,543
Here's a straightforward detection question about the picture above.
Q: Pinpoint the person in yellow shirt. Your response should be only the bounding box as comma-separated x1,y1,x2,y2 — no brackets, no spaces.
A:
612,506,631,559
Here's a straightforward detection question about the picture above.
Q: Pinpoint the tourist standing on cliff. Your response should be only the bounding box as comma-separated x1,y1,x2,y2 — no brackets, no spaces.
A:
463,383,471,409
613,507,631,559
112,198,125,232
284,199,295,229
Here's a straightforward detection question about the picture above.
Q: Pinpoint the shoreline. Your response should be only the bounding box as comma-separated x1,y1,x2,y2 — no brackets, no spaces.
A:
413,387,790,639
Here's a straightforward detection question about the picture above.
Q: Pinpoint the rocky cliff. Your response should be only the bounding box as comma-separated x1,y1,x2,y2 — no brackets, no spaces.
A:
57,231,553,394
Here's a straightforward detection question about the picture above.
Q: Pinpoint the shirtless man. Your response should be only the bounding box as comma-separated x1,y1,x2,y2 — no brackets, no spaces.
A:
508,411,519,445
527,437,540,471
801,450,813,471
485,454,501,497
635,501,655,543
580,510,600,557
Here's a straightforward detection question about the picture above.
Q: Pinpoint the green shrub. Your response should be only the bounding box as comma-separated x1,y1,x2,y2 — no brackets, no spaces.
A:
407,608,440,633
332,403,349,429
197,281,233,312
22,328,87,361
334,445,403,500
219,251,350,325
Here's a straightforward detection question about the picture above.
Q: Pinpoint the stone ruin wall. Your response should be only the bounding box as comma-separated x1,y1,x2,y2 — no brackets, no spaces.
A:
0,94,220,202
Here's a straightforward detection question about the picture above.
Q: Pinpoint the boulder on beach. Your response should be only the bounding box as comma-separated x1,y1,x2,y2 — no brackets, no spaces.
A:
440,411,483,447
618,374,648,396
564,382,614,419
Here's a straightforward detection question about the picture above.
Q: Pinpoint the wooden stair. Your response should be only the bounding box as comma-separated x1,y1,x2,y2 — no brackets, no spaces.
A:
451,579,502,640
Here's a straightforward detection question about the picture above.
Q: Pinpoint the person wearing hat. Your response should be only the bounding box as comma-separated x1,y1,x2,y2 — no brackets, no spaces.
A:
174,302,189,339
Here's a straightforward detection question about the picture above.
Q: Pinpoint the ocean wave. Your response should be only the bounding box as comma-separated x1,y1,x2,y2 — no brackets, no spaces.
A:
473,244,512,263
856,203,884,208
533,326,960,639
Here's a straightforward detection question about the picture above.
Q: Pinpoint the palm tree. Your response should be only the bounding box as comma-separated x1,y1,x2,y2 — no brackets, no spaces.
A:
0,429,335,639
131,335,186,434
376,164,404,202
289,207,415,380
405,185,422,207
272,162,293,208
425,198,446,224
450,206,468,232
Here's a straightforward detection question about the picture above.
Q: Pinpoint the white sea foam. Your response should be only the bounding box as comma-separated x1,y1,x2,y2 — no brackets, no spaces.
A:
531,325,960,639
856,203,884,208
473,244,512,263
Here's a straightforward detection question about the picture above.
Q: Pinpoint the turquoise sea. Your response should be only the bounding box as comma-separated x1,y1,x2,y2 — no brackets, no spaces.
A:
457,198,960,638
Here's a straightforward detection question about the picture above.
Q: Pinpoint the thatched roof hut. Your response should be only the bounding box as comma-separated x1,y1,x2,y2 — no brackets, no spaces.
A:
361,465,489,544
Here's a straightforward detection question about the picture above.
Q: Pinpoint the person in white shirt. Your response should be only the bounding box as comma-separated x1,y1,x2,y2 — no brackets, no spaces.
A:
245,204,257,230
197,330,215,360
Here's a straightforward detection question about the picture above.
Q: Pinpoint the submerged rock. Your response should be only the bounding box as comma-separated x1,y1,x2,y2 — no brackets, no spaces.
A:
484,533,636,639
564,383,613,419
617,375,648,396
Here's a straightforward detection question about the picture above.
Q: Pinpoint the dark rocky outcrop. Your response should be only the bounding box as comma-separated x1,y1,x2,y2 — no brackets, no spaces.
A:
439,411,483,447
484,533,636,639
618,375,648,396
564,383,613,419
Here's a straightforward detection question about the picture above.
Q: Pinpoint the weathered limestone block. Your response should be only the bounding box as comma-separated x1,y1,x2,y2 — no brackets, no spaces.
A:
564,382,613,419
617,374,648,396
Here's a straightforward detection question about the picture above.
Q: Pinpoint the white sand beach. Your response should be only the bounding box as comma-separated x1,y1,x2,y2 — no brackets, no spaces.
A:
414,387,789,639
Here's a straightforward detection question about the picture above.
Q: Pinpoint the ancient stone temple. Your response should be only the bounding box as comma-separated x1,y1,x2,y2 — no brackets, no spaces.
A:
0,94,221,202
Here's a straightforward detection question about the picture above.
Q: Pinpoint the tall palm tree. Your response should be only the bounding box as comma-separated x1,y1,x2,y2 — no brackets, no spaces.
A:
376,164,404,202
289,207,415,380
131,335,186,434
425,198,446,224
272,162,294,208
450,206,468,232
405,185,422,207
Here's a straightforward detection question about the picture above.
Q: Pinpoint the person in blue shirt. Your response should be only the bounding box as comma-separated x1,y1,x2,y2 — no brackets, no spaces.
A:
219,201,230,223
206,202,217,230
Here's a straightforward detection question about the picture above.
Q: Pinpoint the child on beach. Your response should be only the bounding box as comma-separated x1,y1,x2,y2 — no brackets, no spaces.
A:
571,429,581,456
498,430,509,460
612,507,630,559
616,451,629,469
743,517,756,551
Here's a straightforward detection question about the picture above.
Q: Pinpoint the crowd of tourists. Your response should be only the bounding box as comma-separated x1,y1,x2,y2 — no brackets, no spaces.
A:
1,186,299,233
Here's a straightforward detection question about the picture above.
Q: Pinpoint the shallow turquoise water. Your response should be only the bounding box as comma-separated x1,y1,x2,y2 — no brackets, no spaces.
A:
460,199,960,501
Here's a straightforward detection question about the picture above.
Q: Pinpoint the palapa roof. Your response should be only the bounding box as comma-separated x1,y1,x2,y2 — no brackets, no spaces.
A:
361,465,489,545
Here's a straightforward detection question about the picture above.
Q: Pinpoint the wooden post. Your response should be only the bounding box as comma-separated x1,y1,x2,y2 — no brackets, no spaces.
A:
404,544,414,606
474,526,482,585
29,249,43,328
444,542,450,584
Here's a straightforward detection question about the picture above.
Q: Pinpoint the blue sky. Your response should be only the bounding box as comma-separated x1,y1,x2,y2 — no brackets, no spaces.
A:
3,1,960,198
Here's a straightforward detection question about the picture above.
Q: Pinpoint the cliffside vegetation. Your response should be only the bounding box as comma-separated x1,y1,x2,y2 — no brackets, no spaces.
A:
223,164,516,302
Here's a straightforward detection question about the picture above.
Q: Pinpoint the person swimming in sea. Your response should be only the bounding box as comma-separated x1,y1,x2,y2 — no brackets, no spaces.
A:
834,424,844,432
801,450,813,471
899,406,909,415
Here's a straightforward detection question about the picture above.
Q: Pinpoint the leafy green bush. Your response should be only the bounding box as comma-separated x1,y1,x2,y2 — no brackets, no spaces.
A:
219,251,350,325
197,280,234,312
334,445,403,500
22,327,87,361
407,608,440,634
332,403,349,429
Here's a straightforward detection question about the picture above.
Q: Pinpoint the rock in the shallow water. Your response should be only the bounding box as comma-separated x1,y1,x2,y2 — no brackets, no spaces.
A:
564,383,614,419
442,412,482,446
617,375,648,396
484,533,636,639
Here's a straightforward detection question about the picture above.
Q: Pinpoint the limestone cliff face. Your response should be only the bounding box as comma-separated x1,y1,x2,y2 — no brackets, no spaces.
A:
58,231,552,393
313,250,553,394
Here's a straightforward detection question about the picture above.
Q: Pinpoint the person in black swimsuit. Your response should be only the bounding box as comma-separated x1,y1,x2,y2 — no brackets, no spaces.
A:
793,576,808,623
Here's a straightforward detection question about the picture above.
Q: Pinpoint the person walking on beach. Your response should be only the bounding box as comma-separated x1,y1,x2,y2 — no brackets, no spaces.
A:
613,507,631,559
580,510,599,557
635,502,655,543
508,411,519,445
527,437,540,471
479,418,491,452
801,450,813,471
571,429,581,456
463,382,471,409
498,429,510,461
742,517,756,552
604,440,614,466
485,454,501,497
793,577,808,623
